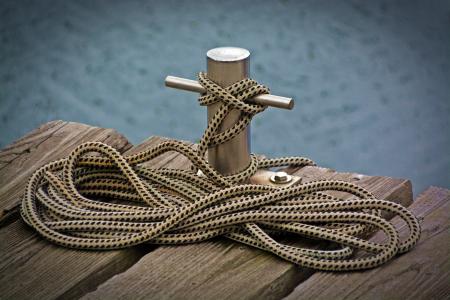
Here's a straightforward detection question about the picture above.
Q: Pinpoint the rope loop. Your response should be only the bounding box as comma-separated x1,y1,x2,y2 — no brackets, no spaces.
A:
194,72,269,167
20,73,421,271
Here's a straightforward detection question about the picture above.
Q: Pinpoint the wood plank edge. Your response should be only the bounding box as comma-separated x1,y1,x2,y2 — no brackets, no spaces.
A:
271,177,413,299
79,166,414,300
0,121,133,226
281,186,450,300
59,244,158,300
0,120,66,153
0,135,188,300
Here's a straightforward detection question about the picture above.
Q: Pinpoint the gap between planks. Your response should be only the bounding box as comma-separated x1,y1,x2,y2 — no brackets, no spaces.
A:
0,120,132,226
81,165,413,300
0,121,188,300
282,186,450,300
0,121,414,300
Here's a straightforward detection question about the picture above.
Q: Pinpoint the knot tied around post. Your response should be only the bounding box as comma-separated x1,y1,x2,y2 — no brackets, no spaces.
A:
193,72,269,180
20,48,421,272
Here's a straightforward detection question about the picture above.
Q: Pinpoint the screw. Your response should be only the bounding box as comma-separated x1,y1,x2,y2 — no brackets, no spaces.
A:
270,171,292,184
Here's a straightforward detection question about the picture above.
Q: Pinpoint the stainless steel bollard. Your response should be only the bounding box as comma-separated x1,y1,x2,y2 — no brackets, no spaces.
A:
165,47,300,185
206,47,251,175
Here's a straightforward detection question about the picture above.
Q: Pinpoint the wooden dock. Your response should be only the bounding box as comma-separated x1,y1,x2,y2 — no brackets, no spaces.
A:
0,120,448,300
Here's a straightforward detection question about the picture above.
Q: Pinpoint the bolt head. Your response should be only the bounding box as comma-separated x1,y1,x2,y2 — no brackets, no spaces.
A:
270,171,292,184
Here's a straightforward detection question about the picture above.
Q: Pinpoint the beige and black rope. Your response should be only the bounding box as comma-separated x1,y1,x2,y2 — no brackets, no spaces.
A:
20,72,421,271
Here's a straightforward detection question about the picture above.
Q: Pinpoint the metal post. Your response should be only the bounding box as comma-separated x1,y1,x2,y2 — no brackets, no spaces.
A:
206,47,251,175
164,47,301,186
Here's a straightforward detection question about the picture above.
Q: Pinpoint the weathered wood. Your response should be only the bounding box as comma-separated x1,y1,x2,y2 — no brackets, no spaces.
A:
0,123,422,300
283,186,450,300
0,129,190,299
81,166,413,300
0,120,132,225
0,220,146,300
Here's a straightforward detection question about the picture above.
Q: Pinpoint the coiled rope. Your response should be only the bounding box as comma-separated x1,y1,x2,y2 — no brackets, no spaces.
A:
21,72,421,271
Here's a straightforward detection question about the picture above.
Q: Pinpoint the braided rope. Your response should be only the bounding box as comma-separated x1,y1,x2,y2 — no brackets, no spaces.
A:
20,73,421,271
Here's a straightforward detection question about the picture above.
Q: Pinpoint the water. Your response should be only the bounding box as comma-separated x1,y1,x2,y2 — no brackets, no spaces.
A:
1,0,449,196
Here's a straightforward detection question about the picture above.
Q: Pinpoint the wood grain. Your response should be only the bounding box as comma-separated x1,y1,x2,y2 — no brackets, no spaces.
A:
283,186,450,300
0,120,132,225
0,129,190,300
0,123,426,300
81,165,413,300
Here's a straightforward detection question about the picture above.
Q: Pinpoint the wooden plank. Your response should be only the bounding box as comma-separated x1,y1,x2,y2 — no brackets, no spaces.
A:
0,131,190,299
0,219,146,300
81,166,413,300
0,120,132,225
283,186,450,300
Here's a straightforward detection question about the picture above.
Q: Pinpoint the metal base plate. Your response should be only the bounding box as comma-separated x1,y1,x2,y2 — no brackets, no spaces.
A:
249,169,302,187
197,169,302,187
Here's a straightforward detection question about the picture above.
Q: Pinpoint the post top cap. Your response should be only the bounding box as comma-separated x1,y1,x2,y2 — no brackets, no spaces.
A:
207,47,250,62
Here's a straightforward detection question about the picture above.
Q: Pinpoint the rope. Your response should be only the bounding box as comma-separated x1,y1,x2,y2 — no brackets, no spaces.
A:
20,73,421,271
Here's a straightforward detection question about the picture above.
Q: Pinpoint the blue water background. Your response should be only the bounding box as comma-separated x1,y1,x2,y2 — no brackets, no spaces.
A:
1,0,449,196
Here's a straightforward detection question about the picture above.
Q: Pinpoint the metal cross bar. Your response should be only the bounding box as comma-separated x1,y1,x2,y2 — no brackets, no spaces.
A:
164,47,295,177
165,76,294,110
